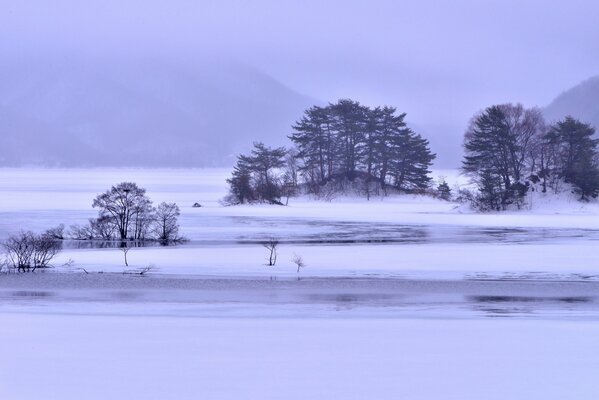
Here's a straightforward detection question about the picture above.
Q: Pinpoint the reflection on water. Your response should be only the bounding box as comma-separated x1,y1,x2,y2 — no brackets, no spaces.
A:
468,295,596,317
49,216,599,249
2,211,599,246
469,295,592,303
60,240,171,250
1,276,598,319
10,291,55,298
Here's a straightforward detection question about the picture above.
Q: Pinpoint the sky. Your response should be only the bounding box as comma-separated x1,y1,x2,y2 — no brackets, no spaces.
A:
1,0,599,165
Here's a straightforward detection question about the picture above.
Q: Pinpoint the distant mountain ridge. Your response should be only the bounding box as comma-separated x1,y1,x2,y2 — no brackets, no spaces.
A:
544,75,599,130
0,54,316,167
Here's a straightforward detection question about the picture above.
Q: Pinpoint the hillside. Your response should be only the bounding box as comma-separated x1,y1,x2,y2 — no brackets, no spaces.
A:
0,54,315,167
544,75,599,129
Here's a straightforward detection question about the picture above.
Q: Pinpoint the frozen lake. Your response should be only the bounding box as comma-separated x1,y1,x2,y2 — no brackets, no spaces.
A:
2,168,599,399
2,273,599,400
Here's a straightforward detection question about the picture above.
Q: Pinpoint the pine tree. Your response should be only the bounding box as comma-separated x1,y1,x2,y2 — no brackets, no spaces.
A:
546,117,599,200
226,143,287,204
462,104,543,209
388,129,436,192
437,180,452,201
329,99,368,180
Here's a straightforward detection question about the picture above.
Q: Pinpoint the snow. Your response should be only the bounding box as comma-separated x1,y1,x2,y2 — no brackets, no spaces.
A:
1,313,598,400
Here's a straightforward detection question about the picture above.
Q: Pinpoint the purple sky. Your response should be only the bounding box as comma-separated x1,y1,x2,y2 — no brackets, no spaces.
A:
2,0,598,164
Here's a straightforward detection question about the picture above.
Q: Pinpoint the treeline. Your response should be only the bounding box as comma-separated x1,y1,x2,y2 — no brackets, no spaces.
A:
462,104,599,210
226,99,436,204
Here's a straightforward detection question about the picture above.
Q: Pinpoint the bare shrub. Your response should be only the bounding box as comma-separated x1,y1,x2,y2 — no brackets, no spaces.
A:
45,224,65,240
3,231,35,272
2,231,61,272
291,253,305,273
68,223,94,240
32,233,61,270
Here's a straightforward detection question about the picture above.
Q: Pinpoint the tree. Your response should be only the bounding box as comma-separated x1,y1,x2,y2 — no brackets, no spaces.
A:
290,105,337,183
226,143,287,204
330,99,368,180
249,142,287,202
226,156,255,204
372,106,411,191
263,238,279,266
463,104,544,210
289,100,436,197
546,117,599,200
437,179,452,201
92,182,153,240
387,129,436,192
153,202,181,242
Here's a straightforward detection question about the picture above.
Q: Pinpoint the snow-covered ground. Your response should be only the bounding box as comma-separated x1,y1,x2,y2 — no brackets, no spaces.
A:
1,168,599,399
2,313,599,400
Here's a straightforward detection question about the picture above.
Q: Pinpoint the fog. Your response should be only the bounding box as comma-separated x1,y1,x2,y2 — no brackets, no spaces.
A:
1,0,598,167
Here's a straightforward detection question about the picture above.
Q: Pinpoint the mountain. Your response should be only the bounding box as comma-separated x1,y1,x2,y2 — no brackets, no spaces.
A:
0,54,316,167
544,76,599,129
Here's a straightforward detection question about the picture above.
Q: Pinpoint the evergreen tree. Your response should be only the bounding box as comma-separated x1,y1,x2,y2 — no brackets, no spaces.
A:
546,117,599,200
289,100,435,197
462,104,543,209
388,129,436,192
289,106,336,183
437,179,452,201
373,106,411,190
226,143,287,204
226,156,255,204
329,99,368,180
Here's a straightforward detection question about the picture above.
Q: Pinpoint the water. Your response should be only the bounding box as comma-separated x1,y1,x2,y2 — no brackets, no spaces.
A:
1,274,598,319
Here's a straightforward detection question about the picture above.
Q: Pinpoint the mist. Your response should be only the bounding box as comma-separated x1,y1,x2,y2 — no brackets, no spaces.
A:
1,0,599,167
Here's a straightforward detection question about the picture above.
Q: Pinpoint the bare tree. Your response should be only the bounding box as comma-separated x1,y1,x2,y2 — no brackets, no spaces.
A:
90,215,118,240
92,182,153,240
263,238,279,266
68,223,95,240
120,244,131,266
152,202,181,242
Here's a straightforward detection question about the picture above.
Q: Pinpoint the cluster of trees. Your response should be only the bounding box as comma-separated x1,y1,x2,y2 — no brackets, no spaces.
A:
290,99,435,196
69,182,182,242
226,99,436,204
1,182,183,272
463,103,599,210
2,230,61,272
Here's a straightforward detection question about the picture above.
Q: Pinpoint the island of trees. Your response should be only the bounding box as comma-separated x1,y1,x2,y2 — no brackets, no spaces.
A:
225,99,436,204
